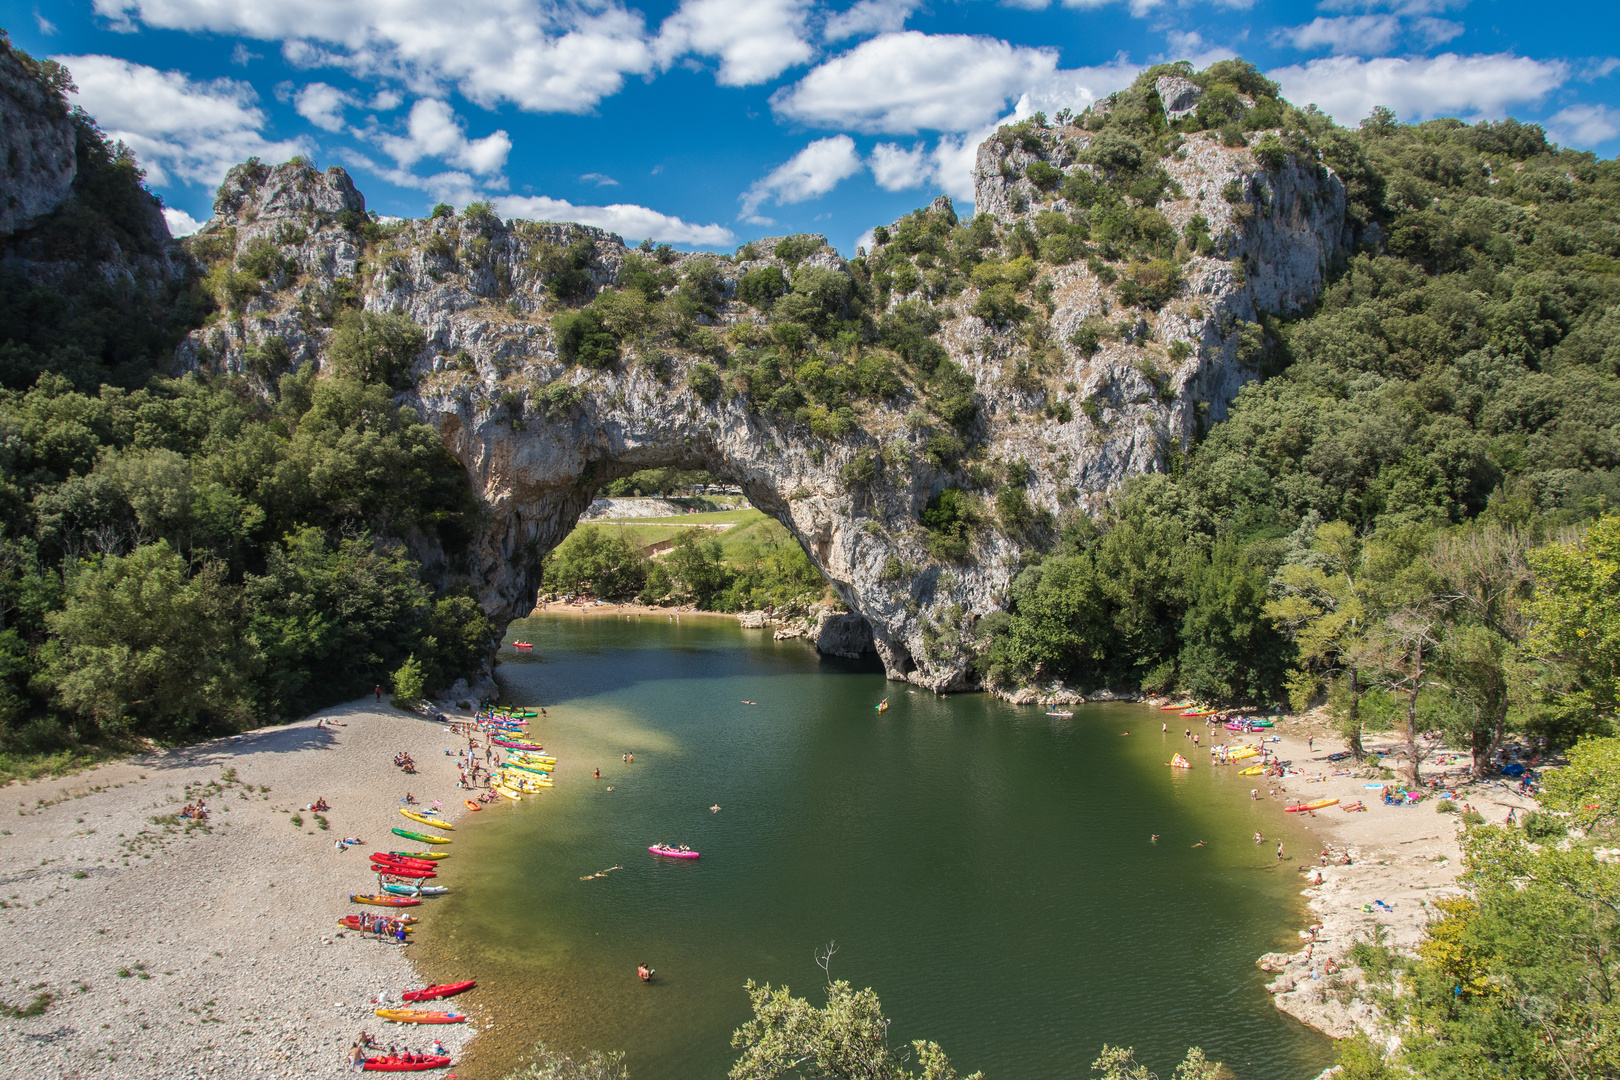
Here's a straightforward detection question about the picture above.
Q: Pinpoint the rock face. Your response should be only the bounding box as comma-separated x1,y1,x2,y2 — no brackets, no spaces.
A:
1154,76,1203,122
816,611,875,659
0,45,77,237
177,124,1346,694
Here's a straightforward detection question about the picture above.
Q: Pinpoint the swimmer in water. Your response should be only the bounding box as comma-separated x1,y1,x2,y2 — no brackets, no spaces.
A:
1150,834,1158,843
1193,840,1206,848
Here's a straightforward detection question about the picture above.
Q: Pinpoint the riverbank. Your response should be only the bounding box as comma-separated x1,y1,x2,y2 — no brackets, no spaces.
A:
1198,710,1543,1043
0,699,481,1078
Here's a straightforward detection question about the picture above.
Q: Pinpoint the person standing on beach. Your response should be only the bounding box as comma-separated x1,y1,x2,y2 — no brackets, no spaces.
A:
374,685,382,703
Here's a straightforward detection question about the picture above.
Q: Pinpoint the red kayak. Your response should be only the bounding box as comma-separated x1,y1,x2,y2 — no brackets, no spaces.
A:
403,979,476,1002
372,857,439,873
363,1055,452,1071
371,853,438,870
371,865,436,879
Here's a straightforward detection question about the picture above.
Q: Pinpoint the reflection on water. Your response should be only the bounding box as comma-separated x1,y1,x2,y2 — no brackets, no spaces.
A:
415,614,1334,1080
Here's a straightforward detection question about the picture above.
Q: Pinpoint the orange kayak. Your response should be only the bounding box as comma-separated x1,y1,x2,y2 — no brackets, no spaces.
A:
375,1008,467,1024
463,799,481,812
351,893,421,907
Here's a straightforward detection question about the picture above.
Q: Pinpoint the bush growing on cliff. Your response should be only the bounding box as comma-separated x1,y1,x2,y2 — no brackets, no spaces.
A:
327,310,426,389
553,309,619,368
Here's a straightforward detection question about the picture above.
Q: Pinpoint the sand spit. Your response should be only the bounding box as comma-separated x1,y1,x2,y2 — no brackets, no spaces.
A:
1193,714,1542,1043
0,699,480,1080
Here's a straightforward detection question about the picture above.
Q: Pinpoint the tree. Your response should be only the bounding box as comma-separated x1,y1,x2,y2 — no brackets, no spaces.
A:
1089,1045,1230,1080
327,310,426,389
44,542,253,738
1525,514,1620,743
1429,524,1534,776
391,654,425,708
1539,735,1620,831
1266,522,1380,758
729,980,981,1080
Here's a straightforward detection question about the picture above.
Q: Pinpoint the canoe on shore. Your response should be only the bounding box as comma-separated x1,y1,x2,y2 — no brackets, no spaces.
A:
351,893,422,907
363,1055,452,1071
374,1009,467,1024
1159,702,1194,711
1239,765,1266,775
392,828,452,845
399,809,453,831
1286,798,1340,813
371,853,438,869
403,980,476,1002
388,850,448,861
371,864,436,878
338,915,415,932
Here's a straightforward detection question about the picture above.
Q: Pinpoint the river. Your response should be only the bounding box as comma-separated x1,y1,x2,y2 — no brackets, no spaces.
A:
415,612,1335,1080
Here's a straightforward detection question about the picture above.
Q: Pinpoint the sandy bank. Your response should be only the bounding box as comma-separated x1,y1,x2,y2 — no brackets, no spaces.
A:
1184,711,1542,1043
0,699,485,1079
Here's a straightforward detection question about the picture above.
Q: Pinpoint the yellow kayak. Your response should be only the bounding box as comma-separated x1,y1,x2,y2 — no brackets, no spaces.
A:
1227,746,1261,761
399,809,454,831
509,753,557,765
494,784,523,800
1239,765,1265,775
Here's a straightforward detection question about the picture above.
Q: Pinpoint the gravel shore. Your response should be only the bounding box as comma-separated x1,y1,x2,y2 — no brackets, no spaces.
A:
0,699,482,1080
1209,712,1543,1043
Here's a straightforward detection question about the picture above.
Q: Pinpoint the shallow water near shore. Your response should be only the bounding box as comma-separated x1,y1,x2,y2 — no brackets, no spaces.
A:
416,614,1335,1080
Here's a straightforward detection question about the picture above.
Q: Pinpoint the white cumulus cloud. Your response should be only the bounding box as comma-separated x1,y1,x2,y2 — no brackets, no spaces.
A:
376,99,511,177
739,135,863,222
1277,16,1401,55
1269,53,1570,127
294,82,359,132
93,0,657,114
772,32,1059,133
162,206,204,235
495,194,734,245
656,0,814,86
1548,104,1620,147
823,0,916,42
53,54,306,186
868,142,932,190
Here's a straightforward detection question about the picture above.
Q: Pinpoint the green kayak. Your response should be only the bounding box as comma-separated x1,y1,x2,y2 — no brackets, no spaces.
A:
392,827,452,845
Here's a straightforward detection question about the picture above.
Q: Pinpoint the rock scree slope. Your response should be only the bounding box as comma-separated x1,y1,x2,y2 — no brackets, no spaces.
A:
173,119,1348,693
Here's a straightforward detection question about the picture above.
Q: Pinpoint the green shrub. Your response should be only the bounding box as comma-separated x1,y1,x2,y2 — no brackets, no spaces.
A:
1521,811,1566,840
773,236,820,265
539,381,583,420
236,238,289,282
737,266,787,308
971,283,1027,327
688,362,722,403
552,309,618,368
922,487,977,561
327,310,426,388
1025,160,1062,191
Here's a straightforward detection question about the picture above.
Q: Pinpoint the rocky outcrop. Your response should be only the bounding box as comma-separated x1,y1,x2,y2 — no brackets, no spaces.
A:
176,124,1346,694
1154,76,1203,122
0,45,77,237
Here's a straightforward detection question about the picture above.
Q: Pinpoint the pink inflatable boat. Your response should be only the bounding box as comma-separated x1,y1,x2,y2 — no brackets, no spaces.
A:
649,844,700,859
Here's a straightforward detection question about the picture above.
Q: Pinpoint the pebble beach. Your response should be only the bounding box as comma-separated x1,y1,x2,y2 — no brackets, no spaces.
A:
0,699,479,1080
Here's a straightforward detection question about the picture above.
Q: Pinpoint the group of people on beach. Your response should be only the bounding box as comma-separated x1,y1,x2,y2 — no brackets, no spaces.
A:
178,801,208,820
354,911,411,940
393,751,417,773
348,1035,448,1072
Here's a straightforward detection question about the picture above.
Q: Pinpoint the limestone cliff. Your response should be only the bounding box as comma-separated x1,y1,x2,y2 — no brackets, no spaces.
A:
0,42,77,237
175,121,1346,694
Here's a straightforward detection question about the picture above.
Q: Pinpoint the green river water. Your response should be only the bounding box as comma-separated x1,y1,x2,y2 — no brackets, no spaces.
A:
415,613,1335,1080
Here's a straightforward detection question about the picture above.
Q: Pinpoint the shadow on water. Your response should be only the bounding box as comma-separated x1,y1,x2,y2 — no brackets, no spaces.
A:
416,615,1334,1080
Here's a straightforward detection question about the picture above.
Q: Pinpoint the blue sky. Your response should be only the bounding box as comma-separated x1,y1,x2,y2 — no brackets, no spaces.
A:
7,0,1617,253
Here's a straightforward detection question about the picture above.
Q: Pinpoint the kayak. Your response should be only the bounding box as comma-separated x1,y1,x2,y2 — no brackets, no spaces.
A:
1286,798,1340,813
393,828,452,845
1045,710,1074,718
404,980,476,1002
363,1055,452,1072
389,850,448,861
351,894,422,907
503,761,552,777
1239,765,1266,775
371,853,438,869
1159,702,1194,711
338,915,416,932
1182,708,1218,717
509,750,555,761
382,883,449,897
1228,746,1261,761
372,864,436,878
649,844,700,859
374,1009,467,1024
512,642,533,649
464,799,481,812
493,784,523,800
492,739,545,751
1249,719,1275,727
875,699,888,712
399,809,453,831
